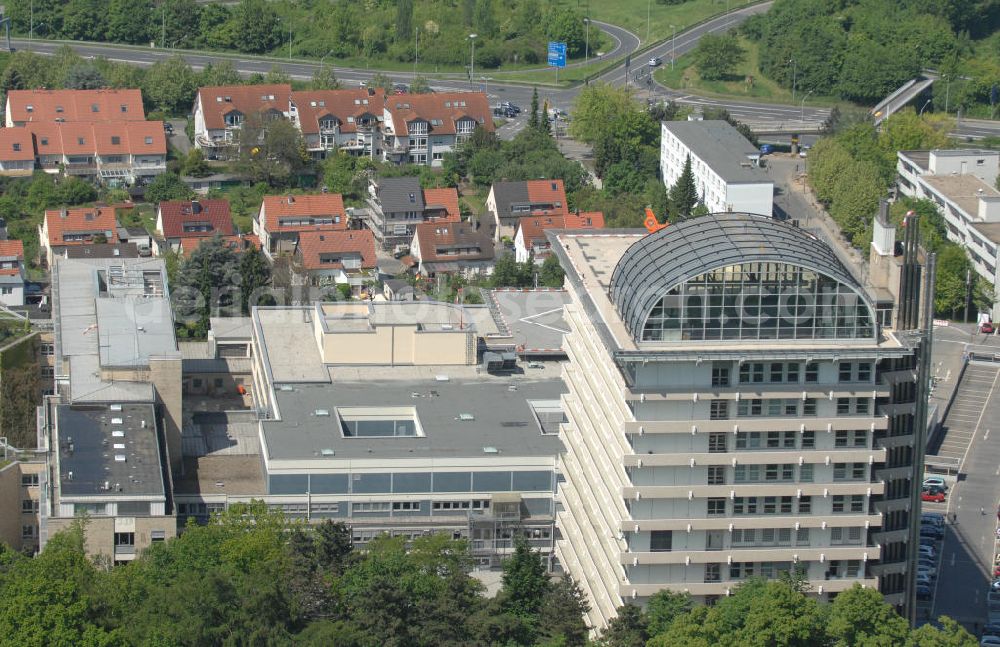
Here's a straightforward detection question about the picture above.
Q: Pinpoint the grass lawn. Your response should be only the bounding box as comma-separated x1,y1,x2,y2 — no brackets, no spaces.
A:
118,204,157,234
653,36,841,108
587,0,760,45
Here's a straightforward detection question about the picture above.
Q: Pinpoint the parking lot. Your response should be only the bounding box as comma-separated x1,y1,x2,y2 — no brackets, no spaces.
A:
928,355,1000,636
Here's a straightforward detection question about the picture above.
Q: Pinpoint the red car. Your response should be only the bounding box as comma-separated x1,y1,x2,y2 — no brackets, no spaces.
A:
983,322,996,334
922,491,946,503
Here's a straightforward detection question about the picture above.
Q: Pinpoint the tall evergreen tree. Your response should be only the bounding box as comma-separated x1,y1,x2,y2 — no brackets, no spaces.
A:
529,87,540,130
668,154,698,219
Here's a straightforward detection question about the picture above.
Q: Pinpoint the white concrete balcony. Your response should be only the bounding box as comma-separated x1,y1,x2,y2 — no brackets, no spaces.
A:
618,513,882,532
622,448,886,467
622,481,885,499
621,544,879,565
622,415,889,435
624,385,890,402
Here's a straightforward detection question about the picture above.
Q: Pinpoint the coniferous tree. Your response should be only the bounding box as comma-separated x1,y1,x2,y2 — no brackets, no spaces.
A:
668,154,698,218
529,87,540,130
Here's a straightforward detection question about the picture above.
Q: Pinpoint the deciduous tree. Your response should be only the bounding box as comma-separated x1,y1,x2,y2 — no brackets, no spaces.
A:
692,34,745,81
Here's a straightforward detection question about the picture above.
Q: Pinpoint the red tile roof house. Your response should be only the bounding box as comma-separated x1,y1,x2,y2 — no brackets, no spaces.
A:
192,84,291,160
0,127,36,177
293,229,377,294
485,179,569,243
254,194,348,259
27,121,167,186
0,240,26,306
514,211,605,264
410,221,496,279
155,199,235,255
4,88,145,127
290,88,385,160
39,206,119,267
364,176,461,251
380,92,493,167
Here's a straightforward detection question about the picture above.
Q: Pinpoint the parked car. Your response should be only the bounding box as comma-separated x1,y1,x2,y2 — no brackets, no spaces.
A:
760,144,774,155
922,490,946,503
990,579,1000,592
649,56,663,67
922,512,946,526
917,565,937,580
164,122,174,134
983,322,996,334
981,636,1000,647
919,545,937,559
923,477,948,490
920,525,944,540
916,585,933,601
916,573,933,587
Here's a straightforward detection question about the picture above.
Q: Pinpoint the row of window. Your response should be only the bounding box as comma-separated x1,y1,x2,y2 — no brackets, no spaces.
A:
709,397,872,420
707,494,865,516
708,461,868,485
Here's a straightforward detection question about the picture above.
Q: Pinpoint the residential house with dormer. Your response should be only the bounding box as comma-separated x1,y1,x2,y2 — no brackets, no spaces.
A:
365,177,461,251
39,206,119,266
486,179,569,243
410,221,495,278
155,199,234,255
4,89,145,127
254,194,348,258
380,92,492,167
291,88,384,160
192,84,291,160
294,229,377,294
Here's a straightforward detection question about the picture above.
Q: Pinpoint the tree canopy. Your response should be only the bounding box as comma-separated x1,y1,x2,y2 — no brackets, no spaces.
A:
0,510,591,646
3,0,603,69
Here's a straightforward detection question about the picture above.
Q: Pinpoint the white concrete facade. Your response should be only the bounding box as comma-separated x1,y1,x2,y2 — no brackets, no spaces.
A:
550,223,924,631
660,121,774,217
897,150,1000,319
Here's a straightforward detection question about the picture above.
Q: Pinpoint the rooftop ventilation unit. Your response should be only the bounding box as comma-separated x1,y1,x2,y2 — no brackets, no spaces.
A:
111,417,123,425
315,409,330,417
110,404,123,411
112,430,125,438
320,448,335,456
114,454,127,462
457,413,475,421
483,446,499,454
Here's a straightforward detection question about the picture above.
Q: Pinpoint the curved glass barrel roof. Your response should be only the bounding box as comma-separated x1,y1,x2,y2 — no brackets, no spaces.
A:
609,213,876,343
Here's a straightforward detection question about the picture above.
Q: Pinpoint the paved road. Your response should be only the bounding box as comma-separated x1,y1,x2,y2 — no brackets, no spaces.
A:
930,353,1000,633
2,3,828,131
10,3,997,139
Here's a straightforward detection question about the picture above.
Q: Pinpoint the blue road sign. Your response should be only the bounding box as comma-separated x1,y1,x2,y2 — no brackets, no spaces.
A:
547,41,567,68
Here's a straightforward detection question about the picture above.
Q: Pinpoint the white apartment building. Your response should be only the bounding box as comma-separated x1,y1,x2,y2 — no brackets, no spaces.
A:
897,149,1000,319
549,214,929,630
660,120,774,217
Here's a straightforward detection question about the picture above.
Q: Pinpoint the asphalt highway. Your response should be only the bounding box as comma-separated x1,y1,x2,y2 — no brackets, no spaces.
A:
7,2,998,139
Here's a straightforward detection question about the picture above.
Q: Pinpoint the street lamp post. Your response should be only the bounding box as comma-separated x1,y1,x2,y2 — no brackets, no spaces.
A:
800,89,813,122
919,99,932,116
414,27,419,78
482,76,491,97
788,58,796,103
469,33,477,90
584,18,590,67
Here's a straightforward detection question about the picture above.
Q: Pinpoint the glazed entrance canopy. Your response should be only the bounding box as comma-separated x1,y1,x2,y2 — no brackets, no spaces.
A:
609,213,876,343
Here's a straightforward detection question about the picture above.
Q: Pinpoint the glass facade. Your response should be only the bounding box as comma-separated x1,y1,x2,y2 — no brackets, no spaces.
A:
640,262,876,342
